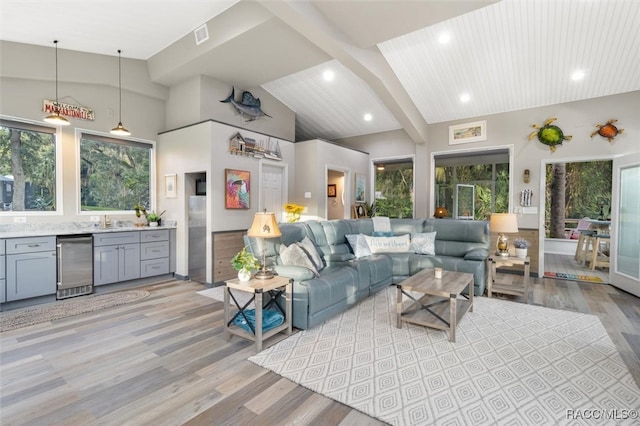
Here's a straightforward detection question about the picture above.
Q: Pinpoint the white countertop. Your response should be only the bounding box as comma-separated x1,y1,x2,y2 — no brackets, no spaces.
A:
0,225,176,239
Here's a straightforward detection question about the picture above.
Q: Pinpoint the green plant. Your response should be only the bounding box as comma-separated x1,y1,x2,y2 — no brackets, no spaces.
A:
145,210,165,222
231,246,260,272
134,203,147,218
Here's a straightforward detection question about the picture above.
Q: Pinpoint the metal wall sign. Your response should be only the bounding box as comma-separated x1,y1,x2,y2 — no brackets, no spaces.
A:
43,99,95,121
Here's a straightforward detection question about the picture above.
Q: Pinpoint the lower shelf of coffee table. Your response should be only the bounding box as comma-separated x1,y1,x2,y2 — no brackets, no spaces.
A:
399,294,471,331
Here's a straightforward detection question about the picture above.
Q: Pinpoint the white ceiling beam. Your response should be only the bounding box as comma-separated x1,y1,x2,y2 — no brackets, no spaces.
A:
257,0,429,145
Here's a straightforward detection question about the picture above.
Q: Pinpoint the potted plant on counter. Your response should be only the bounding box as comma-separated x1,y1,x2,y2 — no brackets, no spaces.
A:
145,210,165,227
231,246,260,282
514,238,530,258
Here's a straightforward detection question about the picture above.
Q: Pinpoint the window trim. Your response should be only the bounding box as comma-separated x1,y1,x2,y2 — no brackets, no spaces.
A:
370,154,416,218
75,128,156,216
430,145,515,216
0,115,63,217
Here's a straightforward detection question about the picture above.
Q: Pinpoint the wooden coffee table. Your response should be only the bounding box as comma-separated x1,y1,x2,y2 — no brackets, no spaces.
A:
396,269,474,342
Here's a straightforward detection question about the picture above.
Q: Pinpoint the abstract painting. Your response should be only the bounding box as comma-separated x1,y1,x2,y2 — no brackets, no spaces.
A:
225,169,250,209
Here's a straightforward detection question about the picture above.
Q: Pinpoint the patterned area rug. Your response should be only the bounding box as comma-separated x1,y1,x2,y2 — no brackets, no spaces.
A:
0,290,150,332
249,287,640,425
544,271,605,283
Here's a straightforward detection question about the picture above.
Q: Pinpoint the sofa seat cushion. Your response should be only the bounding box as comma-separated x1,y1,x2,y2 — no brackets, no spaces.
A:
303,265,362,314
351,255,393,286
385,252,413,277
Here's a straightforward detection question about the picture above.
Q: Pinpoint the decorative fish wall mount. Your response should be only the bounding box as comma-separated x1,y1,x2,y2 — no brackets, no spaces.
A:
220,87,271,122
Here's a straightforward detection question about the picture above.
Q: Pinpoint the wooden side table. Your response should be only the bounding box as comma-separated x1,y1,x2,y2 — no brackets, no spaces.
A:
224,275,292,352
487,255,530,303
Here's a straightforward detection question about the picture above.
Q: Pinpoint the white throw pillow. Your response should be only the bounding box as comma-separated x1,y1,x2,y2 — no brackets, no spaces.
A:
279,244,319,277
297,236,324,272
364,234,411,254
410,232,437,255
345,234,372,258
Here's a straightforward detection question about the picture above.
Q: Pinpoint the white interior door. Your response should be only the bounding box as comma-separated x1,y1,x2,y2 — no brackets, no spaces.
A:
261,164,285,222
610,152,640,297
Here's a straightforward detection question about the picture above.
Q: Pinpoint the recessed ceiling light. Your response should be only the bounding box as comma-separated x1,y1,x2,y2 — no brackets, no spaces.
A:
571,70,585,81
323,70,335,81
363,113,372,121
438,33,451,44
460,93,470,103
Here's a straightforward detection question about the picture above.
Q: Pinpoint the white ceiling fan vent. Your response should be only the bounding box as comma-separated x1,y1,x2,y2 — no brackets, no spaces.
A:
194,24,209,45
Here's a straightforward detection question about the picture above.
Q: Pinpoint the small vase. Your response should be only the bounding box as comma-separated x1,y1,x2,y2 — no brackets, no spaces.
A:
237,269,252,282
515,248,527,258
149,221,158,227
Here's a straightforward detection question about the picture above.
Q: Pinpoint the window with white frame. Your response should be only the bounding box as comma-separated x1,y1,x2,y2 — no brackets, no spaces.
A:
0,119,58,212
79,132,152,212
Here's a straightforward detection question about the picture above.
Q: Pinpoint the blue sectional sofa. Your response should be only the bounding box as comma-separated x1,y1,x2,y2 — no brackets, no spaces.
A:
245,218,490,330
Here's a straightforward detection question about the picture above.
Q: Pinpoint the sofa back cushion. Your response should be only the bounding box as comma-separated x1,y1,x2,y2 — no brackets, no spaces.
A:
320,220,353,255
425,219,490,256
390,219,426,235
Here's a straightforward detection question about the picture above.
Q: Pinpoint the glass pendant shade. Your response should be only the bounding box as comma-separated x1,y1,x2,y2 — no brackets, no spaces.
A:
44,40,70,126
110,49,130,136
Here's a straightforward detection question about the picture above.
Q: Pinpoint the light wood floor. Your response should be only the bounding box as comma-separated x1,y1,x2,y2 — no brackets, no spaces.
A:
1,274,639,426
544,252,610,282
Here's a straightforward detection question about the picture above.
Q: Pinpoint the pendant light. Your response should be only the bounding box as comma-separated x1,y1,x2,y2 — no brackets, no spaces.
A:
110,49,130,136
44,40,70,126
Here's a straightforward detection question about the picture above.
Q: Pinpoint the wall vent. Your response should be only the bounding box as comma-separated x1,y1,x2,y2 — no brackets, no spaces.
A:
194,24,209,45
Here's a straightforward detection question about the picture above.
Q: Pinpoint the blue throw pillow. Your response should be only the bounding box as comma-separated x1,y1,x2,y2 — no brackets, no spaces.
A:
233,308,284,334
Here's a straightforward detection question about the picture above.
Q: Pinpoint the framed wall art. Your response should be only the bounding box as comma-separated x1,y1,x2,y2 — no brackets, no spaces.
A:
225,169,250,209
327,184,337,198
165,174,177,198
449,120,487,145
355,174,366,203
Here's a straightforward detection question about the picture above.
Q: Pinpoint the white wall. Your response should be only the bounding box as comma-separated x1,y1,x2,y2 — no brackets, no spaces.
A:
165,75,295,142
335,129,429,217
0,42,167,225
157,121,295,282
427,92,640,228
336,92,639,224
294,139,369,218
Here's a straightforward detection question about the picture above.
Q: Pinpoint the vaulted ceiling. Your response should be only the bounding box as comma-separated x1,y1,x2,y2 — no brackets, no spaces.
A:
2,0,639,143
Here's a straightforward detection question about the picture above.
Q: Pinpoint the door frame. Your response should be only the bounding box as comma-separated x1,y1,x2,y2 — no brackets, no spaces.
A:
537,154,617,278
610,152,640,296
326,164,351,219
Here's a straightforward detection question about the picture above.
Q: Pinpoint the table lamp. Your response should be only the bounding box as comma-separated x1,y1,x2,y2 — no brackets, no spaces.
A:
247,210,282,280
434,206,448,218
489,213,518,256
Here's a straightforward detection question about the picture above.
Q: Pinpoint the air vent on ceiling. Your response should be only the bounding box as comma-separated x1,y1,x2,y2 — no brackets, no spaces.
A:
194,24,209,45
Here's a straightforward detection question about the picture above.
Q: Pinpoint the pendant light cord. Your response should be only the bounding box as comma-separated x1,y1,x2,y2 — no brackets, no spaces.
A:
54,40,60,113
117,49,122,123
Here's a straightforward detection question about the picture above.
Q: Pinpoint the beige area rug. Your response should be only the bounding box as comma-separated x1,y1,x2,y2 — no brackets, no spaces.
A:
0,290,150,332
248,286,640,425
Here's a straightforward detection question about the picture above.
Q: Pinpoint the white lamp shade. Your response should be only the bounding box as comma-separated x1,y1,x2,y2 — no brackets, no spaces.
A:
489,213,519,233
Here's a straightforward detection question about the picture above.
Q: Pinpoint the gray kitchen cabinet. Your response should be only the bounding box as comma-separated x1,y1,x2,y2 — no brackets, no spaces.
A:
0,239,5,303
93,232,140,285
5,236,56,301
140,230,170,278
